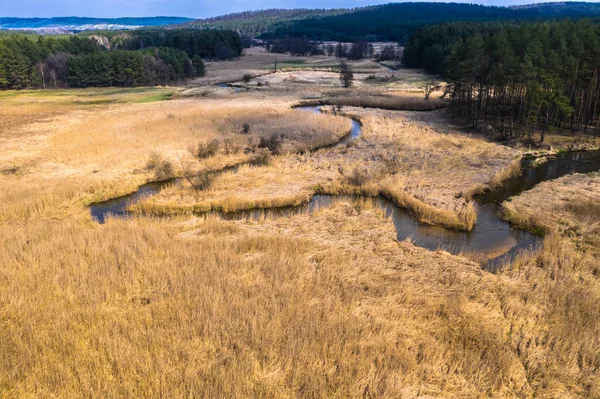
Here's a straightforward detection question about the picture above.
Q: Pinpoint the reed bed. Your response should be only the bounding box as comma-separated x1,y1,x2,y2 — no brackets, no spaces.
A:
0,97,349,223
329,95,448,111
135,107,515,231
1,84,599,398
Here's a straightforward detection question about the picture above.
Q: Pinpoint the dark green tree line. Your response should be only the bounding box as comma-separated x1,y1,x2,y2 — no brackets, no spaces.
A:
67,48,200,88
404,19,600,140
183,3,600,43
117,29,242,60
0,30,235,89
0,35,97,88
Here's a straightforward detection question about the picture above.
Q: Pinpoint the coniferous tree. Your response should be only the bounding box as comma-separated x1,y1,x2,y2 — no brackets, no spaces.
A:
404,19,600,141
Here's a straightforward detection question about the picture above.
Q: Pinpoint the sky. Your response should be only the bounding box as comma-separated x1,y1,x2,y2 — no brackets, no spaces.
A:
0,0,598,19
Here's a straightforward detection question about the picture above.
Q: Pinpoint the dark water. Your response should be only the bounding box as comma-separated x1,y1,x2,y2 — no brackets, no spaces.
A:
377,62,396,73
90,107,600,268
217,83,242,91
217,151,600,268
218,193,541,268
90,180,174,224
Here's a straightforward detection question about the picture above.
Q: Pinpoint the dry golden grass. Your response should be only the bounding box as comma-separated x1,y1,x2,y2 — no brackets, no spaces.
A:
0,96,348,223
2,80,600,398
0,87,175,138
137,106,517,231
327,95,448,111
504,172,600,251
494,173,600,396
3,195,599,397
498,231,600,396
0,199,528,398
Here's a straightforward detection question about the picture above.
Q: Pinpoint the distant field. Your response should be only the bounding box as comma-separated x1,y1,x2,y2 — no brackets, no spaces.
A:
0,87,176,135
189,46,398,86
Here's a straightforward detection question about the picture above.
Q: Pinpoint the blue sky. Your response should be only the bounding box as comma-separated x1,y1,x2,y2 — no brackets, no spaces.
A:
0,0,596,18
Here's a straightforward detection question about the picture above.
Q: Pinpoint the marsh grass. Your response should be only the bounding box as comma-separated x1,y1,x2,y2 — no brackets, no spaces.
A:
135,108,513,231
380,183,478,231
0,202,515,398
2,86,600,398
504,172,600,250
464,156,523,200
3,197,598,398
0,97,349,223
331,95,448,111
299,96,448,112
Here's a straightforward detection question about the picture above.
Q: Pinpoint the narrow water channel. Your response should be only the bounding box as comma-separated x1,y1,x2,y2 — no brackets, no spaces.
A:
90,107,600,268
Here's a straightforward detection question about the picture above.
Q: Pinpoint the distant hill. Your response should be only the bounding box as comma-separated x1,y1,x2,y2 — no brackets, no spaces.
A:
0,17,193,32
510,1,600,15
175,2,600,43
177,9,347,37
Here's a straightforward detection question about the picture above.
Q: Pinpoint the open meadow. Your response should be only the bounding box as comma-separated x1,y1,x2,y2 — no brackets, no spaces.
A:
1,53,600,398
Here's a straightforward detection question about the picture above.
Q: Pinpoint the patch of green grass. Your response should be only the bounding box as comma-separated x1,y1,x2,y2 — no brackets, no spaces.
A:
71,98,118,105
0,87,176,105
275,60,306,66
0,91,22,99
134,91,175,103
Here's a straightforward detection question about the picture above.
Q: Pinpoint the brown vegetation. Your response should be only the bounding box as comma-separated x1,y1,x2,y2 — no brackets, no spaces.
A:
497,174,600,396
135,106,516,231
504,172,600,251
1,67,599,398
328,95,448,111
0,96,349,224
3,192,600,397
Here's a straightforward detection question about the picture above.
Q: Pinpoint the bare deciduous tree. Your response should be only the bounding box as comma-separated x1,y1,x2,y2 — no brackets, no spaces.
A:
339,61,354,88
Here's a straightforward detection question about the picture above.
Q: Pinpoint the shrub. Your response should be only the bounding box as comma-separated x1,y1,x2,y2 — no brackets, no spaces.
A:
197,139,220,159
258,133,285,154
249,148,272,166
339,61,354,88
245,136,260,153
192,55,206,77
146,150,162,170
241,123,251,134
345,166,368,186
146,151,174,181
190,170,213,190
223,138,240,155
242,74,253,83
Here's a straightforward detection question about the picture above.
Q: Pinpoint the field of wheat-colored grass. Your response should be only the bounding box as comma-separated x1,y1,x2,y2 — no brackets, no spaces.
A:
0,95,349,223
135,106,518,231
504,172,600,251
2,73,600,398
2,194,600,397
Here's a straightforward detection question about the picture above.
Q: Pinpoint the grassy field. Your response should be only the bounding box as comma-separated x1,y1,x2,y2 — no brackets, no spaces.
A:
0,87,176,137
0,92,348,223
499,173,600,397
1,60,599,398
134,105,517,231
188,46,406,87
504,172,600,255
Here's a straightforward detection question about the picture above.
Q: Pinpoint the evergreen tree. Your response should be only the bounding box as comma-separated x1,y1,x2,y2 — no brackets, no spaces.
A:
404,19,600,140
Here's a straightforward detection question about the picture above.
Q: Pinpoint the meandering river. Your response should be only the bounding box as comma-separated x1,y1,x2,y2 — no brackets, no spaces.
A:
91,107,600,269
